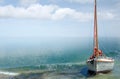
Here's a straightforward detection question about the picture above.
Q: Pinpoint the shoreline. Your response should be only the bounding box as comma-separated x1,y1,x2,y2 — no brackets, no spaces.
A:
0,71,19,76
0,71,19,79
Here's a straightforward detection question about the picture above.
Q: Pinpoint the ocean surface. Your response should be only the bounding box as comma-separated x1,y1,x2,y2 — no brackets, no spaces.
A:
0,37,119,79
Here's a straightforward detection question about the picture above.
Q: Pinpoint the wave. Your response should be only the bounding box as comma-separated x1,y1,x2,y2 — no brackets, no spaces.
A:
0,71,19,76
4,61,86,73
36,62,86,70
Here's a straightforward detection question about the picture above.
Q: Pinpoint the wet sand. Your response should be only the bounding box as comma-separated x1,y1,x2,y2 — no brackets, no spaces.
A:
0,74,13,79
12,72,85,79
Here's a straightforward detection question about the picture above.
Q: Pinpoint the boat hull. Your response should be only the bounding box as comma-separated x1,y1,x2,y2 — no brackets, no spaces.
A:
87,57,114,73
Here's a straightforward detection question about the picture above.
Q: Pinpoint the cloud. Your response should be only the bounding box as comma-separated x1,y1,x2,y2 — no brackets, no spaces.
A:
0,4,115,22
65,0,93,4
0,4,92,21
52,8,92,21
0,4,57,19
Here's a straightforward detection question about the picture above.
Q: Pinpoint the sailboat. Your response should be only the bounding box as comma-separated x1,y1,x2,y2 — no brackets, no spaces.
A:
87,0,114,73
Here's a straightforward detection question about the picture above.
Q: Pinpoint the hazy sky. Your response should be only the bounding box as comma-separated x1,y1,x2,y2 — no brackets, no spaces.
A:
0,0,119,38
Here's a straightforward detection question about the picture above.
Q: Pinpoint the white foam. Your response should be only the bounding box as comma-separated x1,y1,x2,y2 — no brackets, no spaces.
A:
0,71,19,76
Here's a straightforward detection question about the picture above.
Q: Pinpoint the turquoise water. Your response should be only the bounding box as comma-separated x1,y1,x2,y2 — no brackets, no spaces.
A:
0,37,119,79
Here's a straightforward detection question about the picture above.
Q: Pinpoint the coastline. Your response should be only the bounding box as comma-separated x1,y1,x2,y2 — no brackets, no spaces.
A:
0,71,19,79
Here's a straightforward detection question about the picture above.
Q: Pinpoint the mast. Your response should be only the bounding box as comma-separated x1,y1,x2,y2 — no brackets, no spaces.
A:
94,0,99,56
89,0,103,59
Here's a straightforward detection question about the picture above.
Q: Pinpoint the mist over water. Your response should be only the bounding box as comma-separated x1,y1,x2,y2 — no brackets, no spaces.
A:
0,37,119,68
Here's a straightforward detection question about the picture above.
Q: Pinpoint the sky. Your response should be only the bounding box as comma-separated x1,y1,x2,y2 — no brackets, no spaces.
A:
0,0,120,38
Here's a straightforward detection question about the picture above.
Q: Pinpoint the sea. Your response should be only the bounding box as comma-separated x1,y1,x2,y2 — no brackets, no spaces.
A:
0,37,119,79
